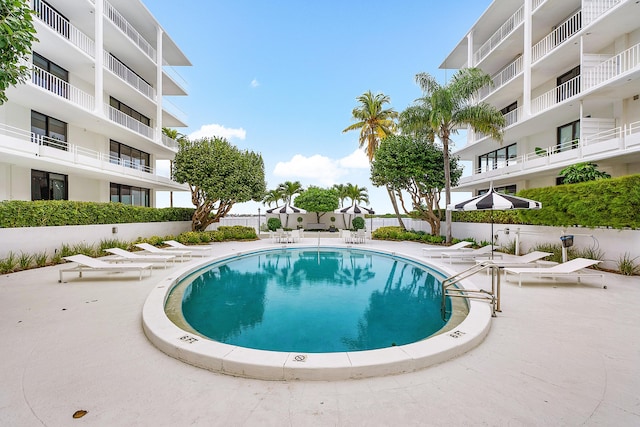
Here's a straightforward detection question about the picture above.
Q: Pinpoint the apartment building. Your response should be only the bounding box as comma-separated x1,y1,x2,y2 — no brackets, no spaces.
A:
441,0,639,195
0,0,190,207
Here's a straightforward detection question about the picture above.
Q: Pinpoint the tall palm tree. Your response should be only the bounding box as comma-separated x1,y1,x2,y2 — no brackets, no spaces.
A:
332,184,349,207
345,183,369,206
401,68,505,243
343,91,405,229
277,181,304,206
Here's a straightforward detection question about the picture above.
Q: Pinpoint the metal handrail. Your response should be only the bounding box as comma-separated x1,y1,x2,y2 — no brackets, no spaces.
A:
442,261,502,317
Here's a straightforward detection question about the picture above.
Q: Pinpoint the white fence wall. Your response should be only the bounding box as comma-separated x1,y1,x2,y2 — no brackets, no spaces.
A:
0,221,191,258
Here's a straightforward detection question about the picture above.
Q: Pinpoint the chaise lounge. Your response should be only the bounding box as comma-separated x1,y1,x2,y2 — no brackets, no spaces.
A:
104,248,176,269
441,245,502,263
163,240,214,255
134,243,192,261
476,251,553,268
422,241,472,257
59,254,153,282
503,257,604,288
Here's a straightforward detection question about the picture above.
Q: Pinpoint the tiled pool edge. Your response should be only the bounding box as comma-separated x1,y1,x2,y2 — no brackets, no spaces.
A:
142,246,492,381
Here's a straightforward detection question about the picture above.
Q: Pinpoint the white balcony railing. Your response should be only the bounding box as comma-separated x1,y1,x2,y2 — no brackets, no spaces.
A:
162,98,188,125
161,134,179,150
531,75,581,115
31,65,95,111
105,104,155,139
473,6,524,65
532,0,547,12
478,56,523,100
532,10,582,63
32,0,95,57
0,123,158,175
583,0,621,26
583,43,640,90
104,52,156,100
504,107,522,127
103,0,156,62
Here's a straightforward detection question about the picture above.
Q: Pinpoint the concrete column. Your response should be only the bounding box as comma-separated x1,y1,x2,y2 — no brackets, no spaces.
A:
94,0,104,116
467,30,474,68
523,0,532,119
156,25,163,143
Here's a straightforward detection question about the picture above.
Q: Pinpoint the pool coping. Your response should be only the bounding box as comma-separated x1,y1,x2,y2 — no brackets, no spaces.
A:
142,244,493,381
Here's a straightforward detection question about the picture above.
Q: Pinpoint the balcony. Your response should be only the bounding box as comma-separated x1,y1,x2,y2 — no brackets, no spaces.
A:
460,120,640,186
31,65,95,111
531,75,581,115
583,42,640,91
532,10,582,63
473,6,524,66
104,52,156,101
103,0,156,62
104,104,155,140
32,0,95,58
478,56,523,100
583,0,622,26
161,134,179,150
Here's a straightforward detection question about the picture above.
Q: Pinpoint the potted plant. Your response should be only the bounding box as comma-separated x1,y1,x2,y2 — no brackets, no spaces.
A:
329,216,337,232
296,216,304,229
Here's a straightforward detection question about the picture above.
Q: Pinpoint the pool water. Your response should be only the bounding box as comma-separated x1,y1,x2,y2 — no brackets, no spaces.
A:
174,248,450,353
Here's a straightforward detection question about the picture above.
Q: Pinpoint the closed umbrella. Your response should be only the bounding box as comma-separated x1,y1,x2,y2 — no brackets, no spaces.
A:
447,187,541,258
334,204,375,230
266,204,306,228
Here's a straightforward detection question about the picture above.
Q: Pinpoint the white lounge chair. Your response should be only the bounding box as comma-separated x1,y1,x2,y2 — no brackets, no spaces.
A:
422,241,472,257
163,240,213,255
476,251,553,268
441,245,502,264
59,254,153,282
135,243,192,261
503,257,604,288
104,248,176,269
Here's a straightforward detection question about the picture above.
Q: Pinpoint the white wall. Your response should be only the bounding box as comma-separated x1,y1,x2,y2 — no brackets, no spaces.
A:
0,221,191,258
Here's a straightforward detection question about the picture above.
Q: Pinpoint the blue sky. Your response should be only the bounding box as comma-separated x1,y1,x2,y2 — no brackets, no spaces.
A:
146,1,492,214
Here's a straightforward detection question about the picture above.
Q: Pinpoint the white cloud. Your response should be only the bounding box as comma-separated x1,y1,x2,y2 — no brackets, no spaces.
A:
250,78,260,88
338,148,369,169
273,150,370,187
188,123,246,141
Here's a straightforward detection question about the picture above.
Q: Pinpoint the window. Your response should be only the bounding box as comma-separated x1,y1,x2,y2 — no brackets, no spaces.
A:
110,183,150,207
478,143,517,173
109,140,150,171
501,101,518,126
109,97,151,126
557,66,580,102
32,53,69,98
557,120,580,152
31,170,68,200
478,185,517,195
31,111,68,150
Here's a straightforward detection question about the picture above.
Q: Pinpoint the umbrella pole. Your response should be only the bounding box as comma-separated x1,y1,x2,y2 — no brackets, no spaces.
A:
491,211,494,260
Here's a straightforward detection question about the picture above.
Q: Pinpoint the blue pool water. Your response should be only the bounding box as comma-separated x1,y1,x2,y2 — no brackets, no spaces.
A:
174,248,450,353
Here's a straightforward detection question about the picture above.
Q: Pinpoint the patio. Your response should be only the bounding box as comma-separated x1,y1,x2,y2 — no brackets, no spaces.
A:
0,238,638,426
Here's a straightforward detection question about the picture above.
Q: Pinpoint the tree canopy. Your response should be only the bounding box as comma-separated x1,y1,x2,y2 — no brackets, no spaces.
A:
371,135,462,235
172,137,266,231
293,187,339,223
0,0,37,105
559,162,611,184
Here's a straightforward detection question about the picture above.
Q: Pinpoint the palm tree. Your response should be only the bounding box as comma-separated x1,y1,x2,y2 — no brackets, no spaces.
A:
332,184,349,207
262,189,282,208
277,181,304,206
343,91,405,229
345,183,369,206
401,68,505,243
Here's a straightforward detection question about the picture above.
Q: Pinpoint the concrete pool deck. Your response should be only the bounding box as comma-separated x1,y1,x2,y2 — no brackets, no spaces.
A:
1,238,638,426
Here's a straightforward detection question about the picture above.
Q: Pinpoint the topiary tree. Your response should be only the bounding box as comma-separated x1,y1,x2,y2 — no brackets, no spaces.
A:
294,187,339,224
559,162,611,184
172,137,266,231
352,216,365,230
0,0,38,105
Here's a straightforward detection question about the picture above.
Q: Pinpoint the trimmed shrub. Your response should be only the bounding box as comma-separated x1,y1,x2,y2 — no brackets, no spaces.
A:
352,217,365,230
267,217,282,231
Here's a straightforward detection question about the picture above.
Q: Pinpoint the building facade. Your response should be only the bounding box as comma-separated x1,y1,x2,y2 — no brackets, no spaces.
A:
441,0,639,195
0,0,190,207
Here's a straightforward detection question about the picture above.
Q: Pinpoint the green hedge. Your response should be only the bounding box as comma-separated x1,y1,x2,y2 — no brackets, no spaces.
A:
0,200,194,228
450,175,640,229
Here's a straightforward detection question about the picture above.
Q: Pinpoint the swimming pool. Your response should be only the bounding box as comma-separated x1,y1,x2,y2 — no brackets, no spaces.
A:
167,248,450,353
143,244,492,380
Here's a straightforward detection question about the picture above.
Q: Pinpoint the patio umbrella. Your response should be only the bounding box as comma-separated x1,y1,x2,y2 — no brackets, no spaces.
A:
334,204,375,230
447,187,541,258
266,204,306,228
